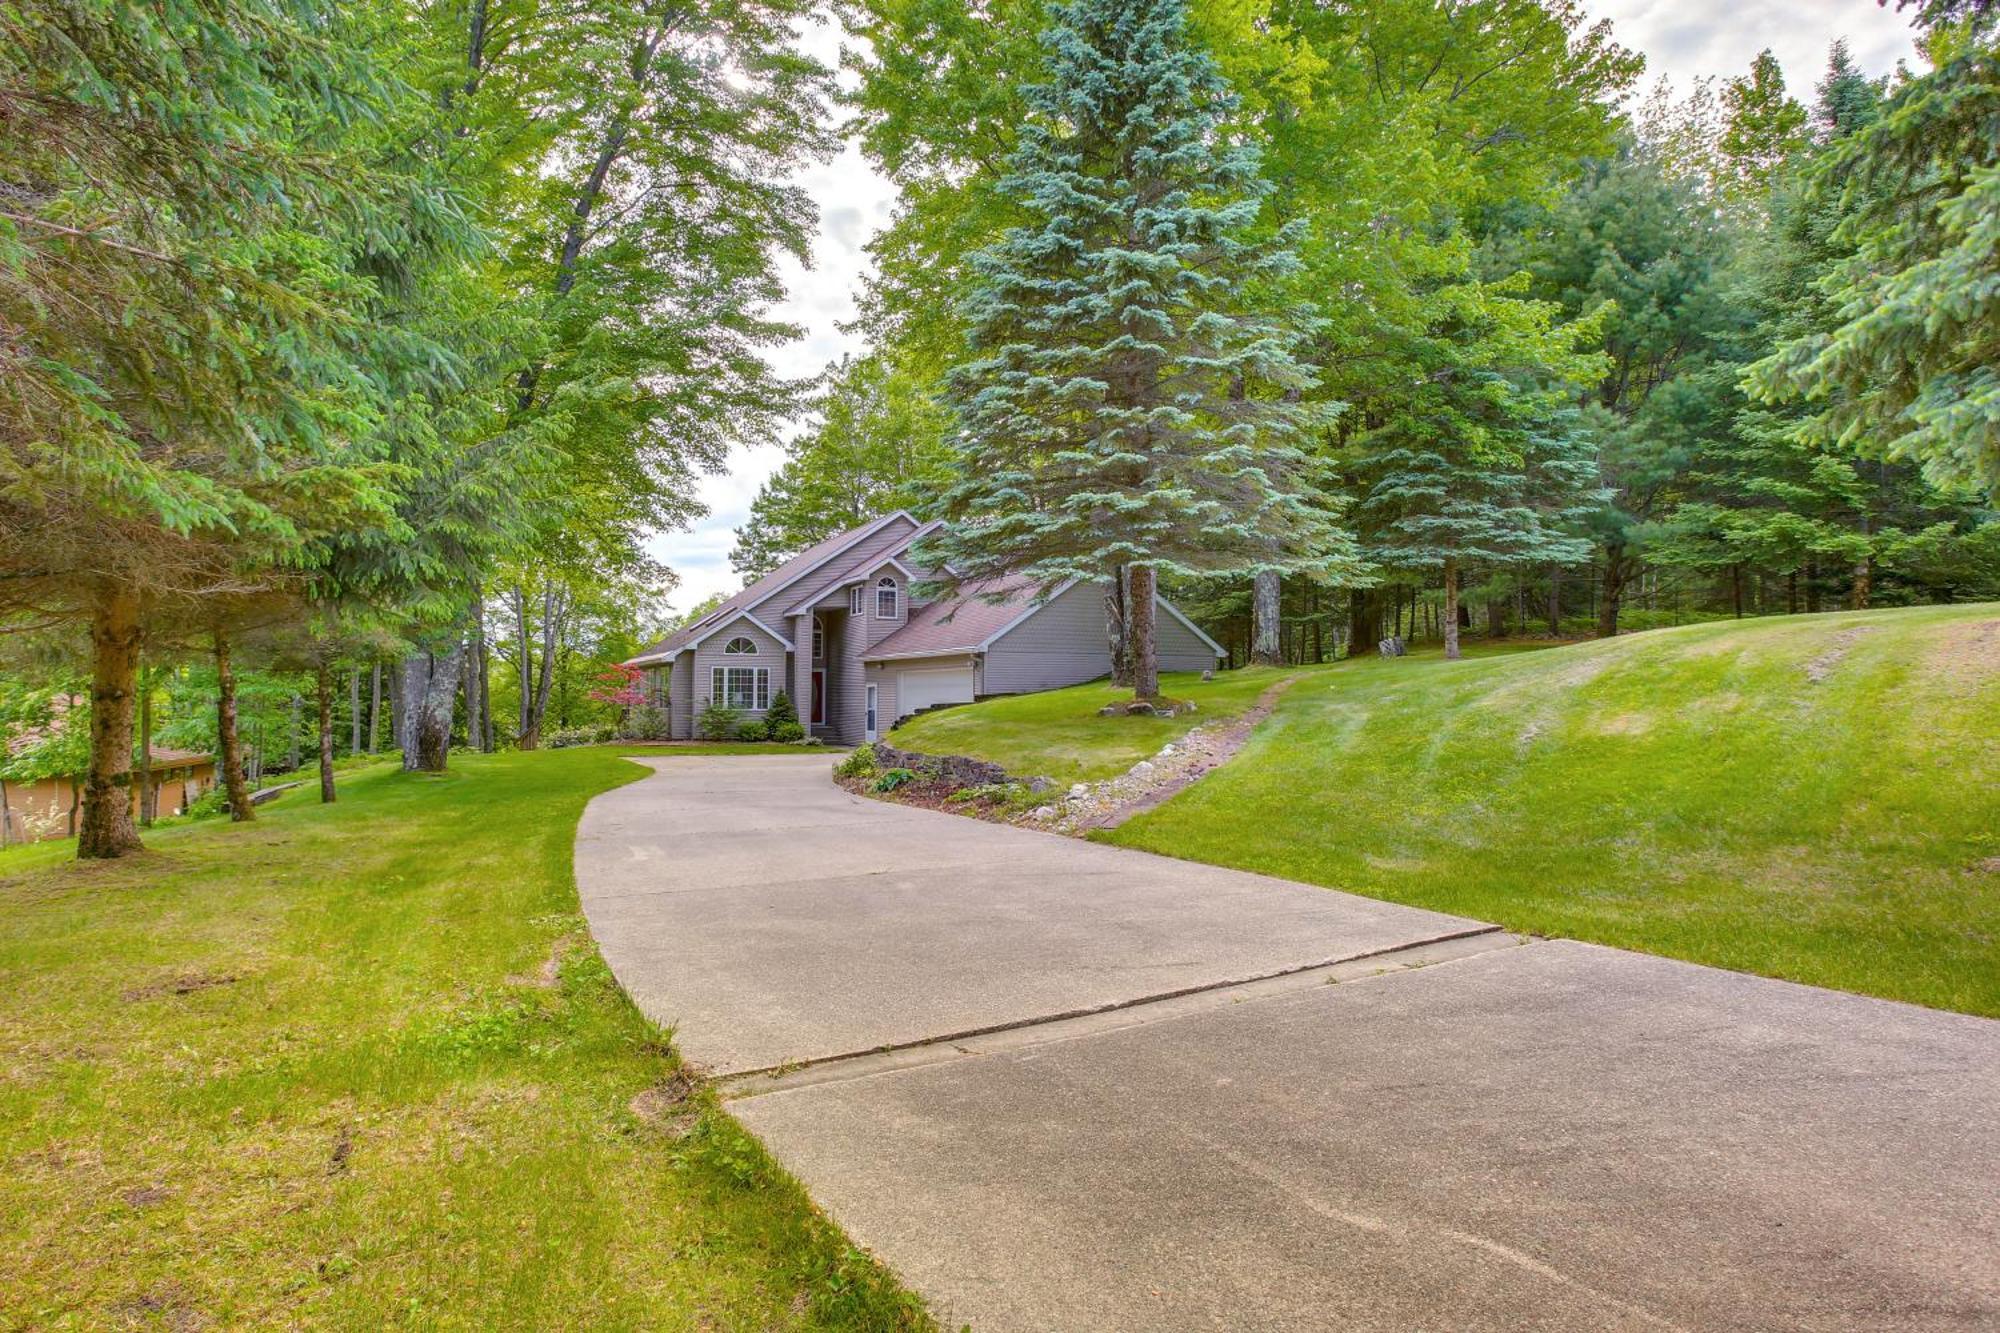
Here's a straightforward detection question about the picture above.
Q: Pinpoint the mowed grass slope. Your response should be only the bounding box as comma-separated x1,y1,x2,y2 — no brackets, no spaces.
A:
890,665,1296,783
0,750,925,1330
1104,603,2000,1016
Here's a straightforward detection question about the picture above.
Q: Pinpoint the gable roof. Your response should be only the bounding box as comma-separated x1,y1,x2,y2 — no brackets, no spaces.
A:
779,521,942,615
865,575,1228,663
626,512,916,665
862,574,1052,661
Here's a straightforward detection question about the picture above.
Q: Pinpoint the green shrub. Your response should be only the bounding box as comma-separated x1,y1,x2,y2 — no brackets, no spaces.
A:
873,767,915,792
184,786,232,821
833,746,878,780
769,720,805,743
734,719,769,742
547,725,614,749
696,700,739,741
765,690,797,728
618,704,671,741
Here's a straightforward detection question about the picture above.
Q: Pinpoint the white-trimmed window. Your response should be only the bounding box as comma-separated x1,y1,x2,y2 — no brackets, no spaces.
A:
722,635,757,655
710,666,770,711
848,584,864,615
812,616,825,661
875,576,899,619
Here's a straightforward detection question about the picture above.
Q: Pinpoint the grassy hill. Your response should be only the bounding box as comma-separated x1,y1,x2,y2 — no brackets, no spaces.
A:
913,605,2000,1015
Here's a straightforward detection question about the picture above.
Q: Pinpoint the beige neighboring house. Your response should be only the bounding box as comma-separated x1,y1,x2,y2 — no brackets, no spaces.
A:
0,745,216,847
625,512,1225,743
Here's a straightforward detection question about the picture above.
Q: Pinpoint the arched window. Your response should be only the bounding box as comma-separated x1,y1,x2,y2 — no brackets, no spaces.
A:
812,616,825,660
723,635,757,655
875,576,899,620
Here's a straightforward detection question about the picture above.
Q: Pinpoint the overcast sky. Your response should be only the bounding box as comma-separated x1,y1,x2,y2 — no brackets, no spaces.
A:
645,0,1922,616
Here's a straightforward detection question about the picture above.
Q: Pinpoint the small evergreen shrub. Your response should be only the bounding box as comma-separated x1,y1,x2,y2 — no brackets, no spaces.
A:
696,700,739,741
833,746,878,780
769,720,806,743
873,767,916,792
765,690,797,728
734,719,769,742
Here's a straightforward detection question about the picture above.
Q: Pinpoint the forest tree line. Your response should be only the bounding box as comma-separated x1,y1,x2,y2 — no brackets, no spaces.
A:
733,0,1999,674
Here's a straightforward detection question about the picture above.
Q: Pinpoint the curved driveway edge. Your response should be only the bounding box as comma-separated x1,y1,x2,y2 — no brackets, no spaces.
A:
575,755,1482,1075
577,754,2000,1331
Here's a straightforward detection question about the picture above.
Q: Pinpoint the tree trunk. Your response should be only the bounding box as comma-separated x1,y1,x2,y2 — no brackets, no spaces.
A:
214,629,253,822
466,589,486,753
1106,566,1132,687
138,659,155,826
317,662,337,803
1349,588,1381,657
1547,564,1562,636
1250,570,1281,666
1486,598,1506,638
514,582,533,743
1787,569,1799,615
78,584,144,859
1595,551,1624,639
349,668,362,755
368,663,383,754
286,694,301,773
402,642,466,774
1442,560,1462,660
1127,566,1160,699
520,584,564,750
1805,559,1822,613
1732,563,1745,618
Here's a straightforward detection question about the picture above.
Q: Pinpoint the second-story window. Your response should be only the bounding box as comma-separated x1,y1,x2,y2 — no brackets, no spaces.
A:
875,577,899,619
849,585,864,615
723,635,757,655
812,617,824,660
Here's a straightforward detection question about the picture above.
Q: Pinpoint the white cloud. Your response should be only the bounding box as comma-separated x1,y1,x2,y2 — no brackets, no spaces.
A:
645,1,1924,616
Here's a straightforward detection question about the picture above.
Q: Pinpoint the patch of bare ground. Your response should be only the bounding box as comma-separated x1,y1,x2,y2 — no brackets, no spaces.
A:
1042,674,1304,834
120,972,237,1003
1805,624,1878,683
629,1069,699,1139
508,933,582,988
1926,617,1999,693
107,1286,208,1332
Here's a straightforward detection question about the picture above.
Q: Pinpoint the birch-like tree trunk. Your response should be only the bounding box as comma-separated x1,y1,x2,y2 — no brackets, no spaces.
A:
350,668,362,754
401,642,465,774
78,584,143,859
214,629,253,821
1250,570,1281,666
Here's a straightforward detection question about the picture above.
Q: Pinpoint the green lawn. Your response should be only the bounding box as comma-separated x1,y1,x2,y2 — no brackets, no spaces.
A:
1101,603,2000,1016
0,749,925,1330
889,665,1300,783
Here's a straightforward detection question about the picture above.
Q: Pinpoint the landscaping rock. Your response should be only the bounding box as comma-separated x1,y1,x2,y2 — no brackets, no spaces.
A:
1068,783,1089,800
868,742,1008,790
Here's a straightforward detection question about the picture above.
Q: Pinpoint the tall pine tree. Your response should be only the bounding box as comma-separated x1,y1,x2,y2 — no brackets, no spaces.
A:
919,0,1357,698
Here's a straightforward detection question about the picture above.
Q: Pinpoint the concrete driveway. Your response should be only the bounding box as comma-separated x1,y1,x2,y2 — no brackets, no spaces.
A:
576,755,2000,1331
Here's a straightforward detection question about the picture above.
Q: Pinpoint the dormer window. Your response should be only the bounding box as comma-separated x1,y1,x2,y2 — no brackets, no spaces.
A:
875,576,899,619
723,636,757,655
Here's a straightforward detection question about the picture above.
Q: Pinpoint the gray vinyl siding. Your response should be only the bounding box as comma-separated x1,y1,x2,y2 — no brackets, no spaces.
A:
832,562,909,742
1156,602,1223,672
982,580,1219,694
864,663,897,737
669,655,694,739
690,617,788,716
981,580,1113,693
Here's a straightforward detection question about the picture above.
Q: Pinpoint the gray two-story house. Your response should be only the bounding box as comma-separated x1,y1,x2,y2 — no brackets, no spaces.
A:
625,512,1225,743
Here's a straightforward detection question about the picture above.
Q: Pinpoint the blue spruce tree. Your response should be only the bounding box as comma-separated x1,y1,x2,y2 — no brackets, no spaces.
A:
916,0,1359,697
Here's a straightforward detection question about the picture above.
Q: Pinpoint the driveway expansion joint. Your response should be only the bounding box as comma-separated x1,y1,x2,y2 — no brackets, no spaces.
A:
718,926,1525,1100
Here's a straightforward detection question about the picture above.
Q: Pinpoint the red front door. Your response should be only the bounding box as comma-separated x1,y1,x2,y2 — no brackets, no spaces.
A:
811,670,826,726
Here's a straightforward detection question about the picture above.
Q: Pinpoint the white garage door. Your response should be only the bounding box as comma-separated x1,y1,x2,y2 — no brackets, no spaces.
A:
897,665,976,716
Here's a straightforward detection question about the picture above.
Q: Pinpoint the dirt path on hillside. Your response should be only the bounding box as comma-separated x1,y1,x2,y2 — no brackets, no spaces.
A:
1038,674,1305,835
